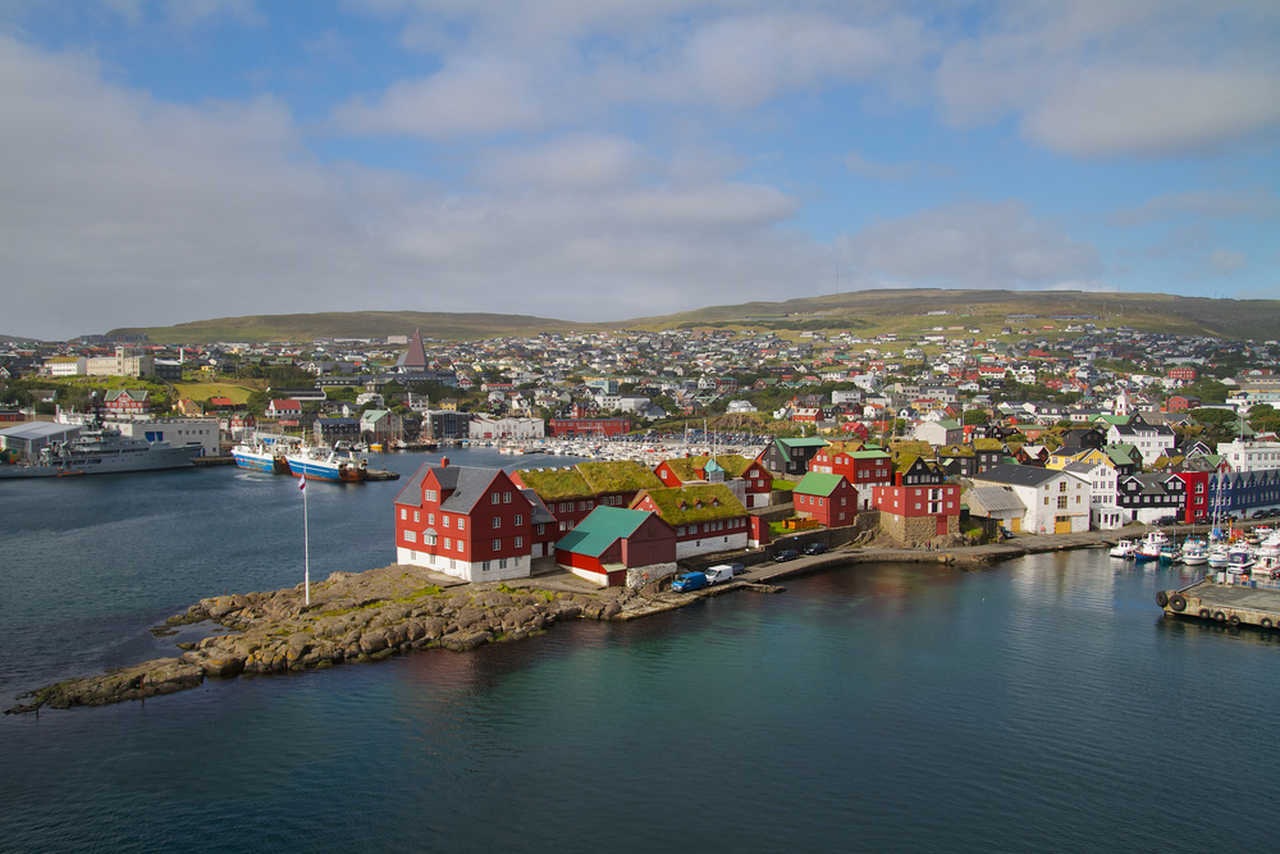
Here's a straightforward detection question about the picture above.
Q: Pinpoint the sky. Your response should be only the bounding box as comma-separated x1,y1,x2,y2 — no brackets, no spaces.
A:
1,0,1278,340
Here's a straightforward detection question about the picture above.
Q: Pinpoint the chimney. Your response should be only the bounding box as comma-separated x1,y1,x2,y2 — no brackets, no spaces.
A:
440,456,449,467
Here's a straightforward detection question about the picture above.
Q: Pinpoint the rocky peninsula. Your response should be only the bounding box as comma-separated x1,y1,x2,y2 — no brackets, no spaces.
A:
5,563,674,715
8,526,1149,716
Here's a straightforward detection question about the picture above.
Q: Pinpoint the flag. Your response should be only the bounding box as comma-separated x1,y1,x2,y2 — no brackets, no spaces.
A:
298,474,306,492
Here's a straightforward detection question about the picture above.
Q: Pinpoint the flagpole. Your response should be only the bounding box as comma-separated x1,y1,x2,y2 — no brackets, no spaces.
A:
302,475,311,606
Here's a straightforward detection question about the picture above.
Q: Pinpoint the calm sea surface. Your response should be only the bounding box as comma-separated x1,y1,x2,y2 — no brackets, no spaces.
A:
1,448,1275,852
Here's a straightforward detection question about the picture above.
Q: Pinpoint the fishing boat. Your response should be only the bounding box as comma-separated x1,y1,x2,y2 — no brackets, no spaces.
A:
1109,539,1137,559
285,447,368,482
1180,538,1208,566
1207,542,1231,569
231,442,289,474
1158,542,1181,565
1133,531,1169,562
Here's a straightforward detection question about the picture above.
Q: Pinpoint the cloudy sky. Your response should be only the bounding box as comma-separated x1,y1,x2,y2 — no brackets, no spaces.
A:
2,1,1277,339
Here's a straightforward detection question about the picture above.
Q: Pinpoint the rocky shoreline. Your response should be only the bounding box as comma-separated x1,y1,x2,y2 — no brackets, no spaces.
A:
4,527,1158,715
5,564,649,715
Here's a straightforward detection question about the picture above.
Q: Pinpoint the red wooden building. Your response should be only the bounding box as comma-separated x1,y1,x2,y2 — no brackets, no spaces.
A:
103,388,149,415
630,484,750,559
554,506,677,587
807,442,893,510
792,472,860,528
394,458,556,582
1170,469,1211,524
652,453,773,509
548,417,630,438
871,457,961,541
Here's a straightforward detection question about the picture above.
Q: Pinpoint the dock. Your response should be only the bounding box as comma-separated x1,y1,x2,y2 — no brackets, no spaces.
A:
364,469,400,481
193,455,235,467
1158,579,1280,629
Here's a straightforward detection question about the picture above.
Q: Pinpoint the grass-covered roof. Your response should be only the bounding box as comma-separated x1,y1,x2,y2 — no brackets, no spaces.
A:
513,466,594,500
632,484,747,525
577,460,664,494
661,454,754,481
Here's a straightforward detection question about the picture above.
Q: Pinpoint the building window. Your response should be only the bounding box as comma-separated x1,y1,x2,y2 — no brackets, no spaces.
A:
1057,495,1068,509
514,514,523,526
442,514,450,528
536,523,544,534
457,518,465,531
425,532,437,546
499,558,508,569
425,489,437,502
492,538,501,551
400,508,407,520
414,510,420,523
492,493,500,505
515,536,524,549
404,530,416,543
503,491,512,503
444,537,451,550
492,516,501,529
428,513,435,525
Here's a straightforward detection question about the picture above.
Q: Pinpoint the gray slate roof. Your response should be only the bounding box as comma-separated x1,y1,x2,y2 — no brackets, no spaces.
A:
963,486,1026,516
394,462,508,512
971,463,1061,487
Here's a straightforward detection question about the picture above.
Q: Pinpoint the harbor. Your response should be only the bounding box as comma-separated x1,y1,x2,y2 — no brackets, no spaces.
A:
1158,578,1280,629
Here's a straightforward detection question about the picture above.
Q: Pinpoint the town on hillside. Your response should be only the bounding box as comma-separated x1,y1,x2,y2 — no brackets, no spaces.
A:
2,319,1279,589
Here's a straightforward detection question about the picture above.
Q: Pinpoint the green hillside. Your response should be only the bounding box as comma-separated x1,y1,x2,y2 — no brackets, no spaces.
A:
109,311,591,344
107,289,1280,344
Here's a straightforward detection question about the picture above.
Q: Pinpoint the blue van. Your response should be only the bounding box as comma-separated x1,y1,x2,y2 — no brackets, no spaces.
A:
671,572,708,592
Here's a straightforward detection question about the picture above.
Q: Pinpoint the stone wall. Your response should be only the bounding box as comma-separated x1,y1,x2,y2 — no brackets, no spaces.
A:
878,512,959,546
626,561,678,589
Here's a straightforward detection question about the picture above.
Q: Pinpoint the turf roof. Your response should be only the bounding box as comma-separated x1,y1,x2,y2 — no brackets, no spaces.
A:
631,483,747,525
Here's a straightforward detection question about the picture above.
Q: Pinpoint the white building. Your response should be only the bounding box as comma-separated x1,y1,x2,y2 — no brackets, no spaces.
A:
1063,460,1121,530
1104,413,1175,461
45,357,86,377
1217,439,1280,473
116,418,220,456
469,416,545,440
969,464,1091,534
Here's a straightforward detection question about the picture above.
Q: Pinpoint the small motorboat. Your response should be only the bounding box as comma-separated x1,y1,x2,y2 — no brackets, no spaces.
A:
1109,539,1136,559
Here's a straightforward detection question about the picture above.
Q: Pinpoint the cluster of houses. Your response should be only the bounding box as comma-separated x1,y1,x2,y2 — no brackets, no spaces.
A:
390,399,1280,590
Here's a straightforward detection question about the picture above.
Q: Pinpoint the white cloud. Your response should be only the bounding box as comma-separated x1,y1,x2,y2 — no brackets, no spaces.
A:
935,1,1280,156
0,35,830,338
333,59,544,137
840,202,1102,289
1024,68,1280,156
475,135,648,189
1110,189,1280,226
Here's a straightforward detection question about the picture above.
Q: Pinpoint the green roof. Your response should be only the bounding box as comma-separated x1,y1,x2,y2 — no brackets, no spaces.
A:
936,418,961,429
514,466,594,500
577,460,664,494
1095,414,1130,426
1104,443,1137,465
848,449,891,459
794,472,845,497
973,438,1004,451
517,460,662,500
661,454,753,481
632,484,747,525
776,436,830,449
554,506,653,557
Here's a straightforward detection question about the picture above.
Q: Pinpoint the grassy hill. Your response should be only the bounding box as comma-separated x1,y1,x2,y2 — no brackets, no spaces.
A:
108,311,592,345
624,289,1280,340
107,290,1280,344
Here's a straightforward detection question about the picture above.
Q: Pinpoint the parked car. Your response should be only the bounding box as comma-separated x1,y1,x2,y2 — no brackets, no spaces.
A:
1156,515,1178,527
671,572,708,592
704,563,742,585
773,548,799,562
803,541,827,556
997,526,1014,541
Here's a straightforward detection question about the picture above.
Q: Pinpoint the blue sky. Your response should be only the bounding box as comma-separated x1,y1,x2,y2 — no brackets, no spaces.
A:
2,0,1278,338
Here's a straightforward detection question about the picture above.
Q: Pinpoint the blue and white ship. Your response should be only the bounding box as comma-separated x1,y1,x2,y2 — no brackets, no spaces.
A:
231,443,288,474
284,447,367,482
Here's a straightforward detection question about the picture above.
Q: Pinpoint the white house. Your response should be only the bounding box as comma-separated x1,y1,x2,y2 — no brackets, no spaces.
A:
969,464,1091,534
1062,460,1121,530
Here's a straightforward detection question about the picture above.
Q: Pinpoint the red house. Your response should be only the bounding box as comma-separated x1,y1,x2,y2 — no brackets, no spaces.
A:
548,417,630,438
652,453,773,509
554,506,677,588
266,398,302,419
808,442,893,510
103,388,148,415
871,457,961,543
792,472,860,528
1170,470,1211,524
394,458,556,582
630,484,750,559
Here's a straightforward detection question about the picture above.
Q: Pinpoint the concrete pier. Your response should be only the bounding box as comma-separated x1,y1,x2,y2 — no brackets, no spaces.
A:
1158,579,1280,629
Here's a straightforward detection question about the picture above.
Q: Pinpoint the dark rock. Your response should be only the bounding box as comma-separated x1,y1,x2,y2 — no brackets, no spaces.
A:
358,629,388,654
